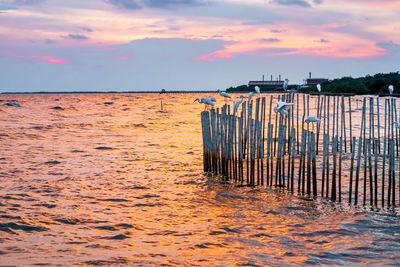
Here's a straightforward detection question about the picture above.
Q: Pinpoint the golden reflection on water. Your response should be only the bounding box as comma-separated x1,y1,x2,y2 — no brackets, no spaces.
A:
0,93,399,266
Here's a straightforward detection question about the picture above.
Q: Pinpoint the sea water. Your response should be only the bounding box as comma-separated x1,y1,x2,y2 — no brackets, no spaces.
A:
0,93,399,266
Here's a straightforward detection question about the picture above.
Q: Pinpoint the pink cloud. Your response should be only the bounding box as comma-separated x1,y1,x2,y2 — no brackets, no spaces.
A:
110,56,129,60
347,0,400,8
8,53,68,64
197,50,232,62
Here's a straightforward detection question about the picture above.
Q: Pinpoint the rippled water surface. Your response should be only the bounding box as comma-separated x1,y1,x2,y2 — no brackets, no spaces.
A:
0,93,399,266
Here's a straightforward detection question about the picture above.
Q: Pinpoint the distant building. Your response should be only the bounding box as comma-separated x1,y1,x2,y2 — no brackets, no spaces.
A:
248,74,285,91
306,78,328,86
305,72,328,86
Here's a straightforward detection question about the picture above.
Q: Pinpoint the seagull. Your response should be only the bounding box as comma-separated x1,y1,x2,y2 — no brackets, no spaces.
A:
274,101,293,116
316,84,321,92
255,86,260,94
194,97,215,110
283,79,289,91
305,115,321,131
248,92,254,103
389,85,394,95
233,95,244,114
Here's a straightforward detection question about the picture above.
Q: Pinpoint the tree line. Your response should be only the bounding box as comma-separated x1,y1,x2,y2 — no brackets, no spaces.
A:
301,72,400,94
225,72,400,95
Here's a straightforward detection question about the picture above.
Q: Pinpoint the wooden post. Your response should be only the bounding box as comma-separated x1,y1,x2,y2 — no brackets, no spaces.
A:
338,136,343,202
363,98,366,154
261,97,266,186
367,139,373,206
326,133,330,199
290,128,296,193
382,99,387,208
274,95,280,156
297,93,300,153
331,135,337,201
316,95,324,155
336,96,340,141
327,96,330,144
342,95,347,153
377,97,381,154
298,130,306,193
306,130,311,196
270,124,274,187
332,95,336,139
201,111,208,172
266,123,271,186
349,137,356,204
371,97,375,154
312,132,317,197
363,137,368,206
355,137,363,205
395,99,399,157
349,97,353,151
321,133,327,197
374,139,378,207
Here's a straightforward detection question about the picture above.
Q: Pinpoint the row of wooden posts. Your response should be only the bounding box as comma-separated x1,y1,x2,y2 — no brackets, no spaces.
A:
200,93,400,210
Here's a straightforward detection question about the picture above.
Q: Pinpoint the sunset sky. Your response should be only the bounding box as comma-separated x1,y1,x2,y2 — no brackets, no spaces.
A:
0,0,399,92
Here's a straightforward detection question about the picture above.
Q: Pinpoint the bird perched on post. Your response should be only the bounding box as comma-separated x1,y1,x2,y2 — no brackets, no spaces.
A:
389,85,394,95
218,90,231,99
283,79,289,91
233,95,244,114
218,89,231,104
249,86,261,102
248,92,254,103
305,115,321,131
274,101,293,116
316,84,321,92
194,97,215,110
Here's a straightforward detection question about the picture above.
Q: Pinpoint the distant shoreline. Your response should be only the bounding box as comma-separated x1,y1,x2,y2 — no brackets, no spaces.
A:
0,91,213,94
0,90,285,94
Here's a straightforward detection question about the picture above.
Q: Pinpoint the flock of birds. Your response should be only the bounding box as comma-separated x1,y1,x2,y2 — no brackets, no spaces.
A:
195,84,397,131
194,85,322,130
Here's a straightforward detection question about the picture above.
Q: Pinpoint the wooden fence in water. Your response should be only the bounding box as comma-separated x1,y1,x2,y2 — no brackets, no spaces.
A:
201,93,400,210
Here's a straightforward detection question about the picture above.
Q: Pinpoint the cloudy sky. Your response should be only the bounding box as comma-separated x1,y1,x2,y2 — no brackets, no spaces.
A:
0,0,399,92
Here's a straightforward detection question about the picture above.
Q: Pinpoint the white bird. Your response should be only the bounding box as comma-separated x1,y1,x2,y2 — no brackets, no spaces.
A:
389,85,394,95
233,95,244,114
194,97,215,110
305,115,321,123
218,90,231,99
316,84,321,92
208,96,216,102
305,115,321,131
283,79,289,91
248,92,254,103
255,86,260,94
274,101,293,116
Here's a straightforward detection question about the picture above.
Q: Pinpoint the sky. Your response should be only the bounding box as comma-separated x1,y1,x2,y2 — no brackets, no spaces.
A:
0,0,399,92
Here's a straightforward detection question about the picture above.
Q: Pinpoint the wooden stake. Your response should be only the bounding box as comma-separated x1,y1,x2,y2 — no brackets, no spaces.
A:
355,137,363,205
349,136,356,204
